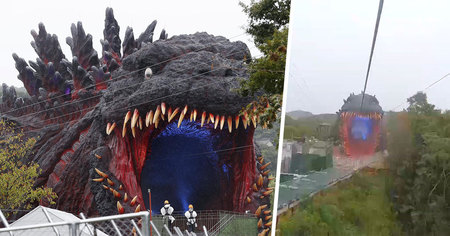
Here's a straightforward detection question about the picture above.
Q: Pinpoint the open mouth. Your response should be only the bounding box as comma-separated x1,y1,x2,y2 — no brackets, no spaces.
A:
104,102,260,213
340,112,382,157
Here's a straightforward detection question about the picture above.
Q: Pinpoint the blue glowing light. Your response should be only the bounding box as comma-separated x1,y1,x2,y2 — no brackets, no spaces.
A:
140,120,221,212
351,116,373,141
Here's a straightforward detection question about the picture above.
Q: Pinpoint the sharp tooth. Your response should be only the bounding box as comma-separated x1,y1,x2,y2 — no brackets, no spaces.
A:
264,221,272,227
117,201,124,214
235,115,239,129
201,111,206,127
193,109,198,121
123,193,128,202
138,116,143,130
107,178,114,186
209,113,215,123
92,178,104,182
168,107,173,120
255,206,262,217
161,102,166,115
169,107,180,122
260,162,271,171
131,126,136,138
220,115,225,130
252,183,258,191
262,170,270,176
95,168,108,178
106,123,111,134
124,111,132,125
119,185,123,190
145,111,150,127
130,196,138,206
135,204,141,213
131,109,139,129
109,122,116,134
214,115,219,129
95,154,102,159
182,105,188,115
263,189,273,196
263,210,271,215
257,218,263,228
122,125,127,137
190,111,194,122
265,215,272,221
148,110,154,126
178,111,185,128
243,112,249,129
257,174,263,187
228,116,232,133
259,157,264,164
252,115,257,128
113,189,121,199
153,105,161,124
247,197,251,203
102,185,109,190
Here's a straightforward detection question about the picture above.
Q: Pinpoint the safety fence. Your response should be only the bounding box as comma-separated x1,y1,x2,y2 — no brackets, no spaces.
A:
0,209,258,236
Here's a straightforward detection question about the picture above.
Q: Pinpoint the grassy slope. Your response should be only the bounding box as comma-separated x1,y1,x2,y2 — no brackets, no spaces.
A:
276,168,402,236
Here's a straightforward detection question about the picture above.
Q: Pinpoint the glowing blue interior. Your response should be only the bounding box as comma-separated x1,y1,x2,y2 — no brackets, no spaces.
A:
140,120,222,213
351,116,373,140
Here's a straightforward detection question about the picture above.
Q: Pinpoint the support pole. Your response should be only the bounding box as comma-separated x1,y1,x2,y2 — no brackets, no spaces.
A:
148,189,152,236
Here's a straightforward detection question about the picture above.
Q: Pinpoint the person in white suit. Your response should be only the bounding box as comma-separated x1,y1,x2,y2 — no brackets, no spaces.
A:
184,204,197,232
160,200,175,232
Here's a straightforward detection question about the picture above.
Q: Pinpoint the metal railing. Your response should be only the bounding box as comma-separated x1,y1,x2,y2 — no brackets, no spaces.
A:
0,209,258,236
0,211,151,236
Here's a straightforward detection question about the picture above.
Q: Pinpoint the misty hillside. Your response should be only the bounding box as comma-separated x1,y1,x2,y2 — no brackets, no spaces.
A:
284,110,338,140
286,110,313,119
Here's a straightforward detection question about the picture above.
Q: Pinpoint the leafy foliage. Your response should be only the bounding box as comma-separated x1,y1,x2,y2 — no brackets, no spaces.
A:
387,93,450,235
240,0,291,46
277,169,402,235
0,120,56,216
406,91,439,115
239,0,290,127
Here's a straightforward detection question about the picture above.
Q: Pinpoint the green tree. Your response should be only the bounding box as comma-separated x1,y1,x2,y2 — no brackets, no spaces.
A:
406,91,439,115
240,0,291,46
0,120,56,217
239,0,290,128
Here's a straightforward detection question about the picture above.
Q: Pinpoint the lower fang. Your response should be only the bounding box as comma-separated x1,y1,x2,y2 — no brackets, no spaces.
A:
106,123,111,134
235,115,239,129
209,113,215,123
220,115,225,130
228,116,232,133
178,112,185,128
168,107,180,122
193,109,198,121
201,111,206,127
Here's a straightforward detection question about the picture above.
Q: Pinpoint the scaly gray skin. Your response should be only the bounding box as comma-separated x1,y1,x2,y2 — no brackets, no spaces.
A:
0,7,273,235
339,93,383,114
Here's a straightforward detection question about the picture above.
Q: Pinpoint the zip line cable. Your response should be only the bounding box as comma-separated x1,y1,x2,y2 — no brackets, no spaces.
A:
390,72,450,111
360,0,384,112
1,32,249,116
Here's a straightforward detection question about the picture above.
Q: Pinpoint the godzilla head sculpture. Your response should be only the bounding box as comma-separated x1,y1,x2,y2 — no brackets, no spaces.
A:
338,93,383,157
1,8,272,234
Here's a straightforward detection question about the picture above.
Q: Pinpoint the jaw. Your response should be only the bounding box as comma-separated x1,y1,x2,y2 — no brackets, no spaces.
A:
340,111,382,157
104,102,258,212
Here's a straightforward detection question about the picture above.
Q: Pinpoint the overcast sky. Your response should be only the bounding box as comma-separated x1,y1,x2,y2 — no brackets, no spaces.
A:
0,0,255,88
286,0,450,114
